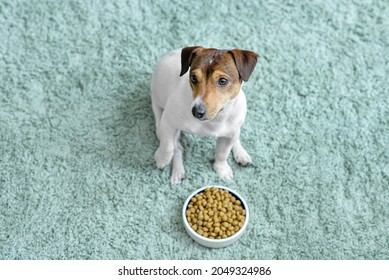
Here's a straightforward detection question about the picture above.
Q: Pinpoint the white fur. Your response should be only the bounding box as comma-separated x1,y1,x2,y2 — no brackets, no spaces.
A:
151,49,252,184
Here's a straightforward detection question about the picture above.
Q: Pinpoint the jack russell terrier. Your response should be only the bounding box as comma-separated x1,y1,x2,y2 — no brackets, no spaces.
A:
151,46,258,184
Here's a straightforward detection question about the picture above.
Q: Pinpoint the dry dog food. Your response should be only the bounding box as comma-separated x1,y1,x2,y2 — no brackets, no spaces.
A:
185,187,246,239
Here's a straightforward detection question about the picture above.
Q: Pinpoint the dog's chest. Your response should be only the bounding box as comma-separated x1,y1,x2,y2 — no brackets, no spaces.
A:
181,117,238,138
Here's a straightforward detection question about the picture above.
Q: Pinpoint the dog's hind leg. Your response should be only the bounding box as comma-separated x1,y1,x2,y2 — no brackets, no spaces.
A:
232,139,252,166
171,130,185,185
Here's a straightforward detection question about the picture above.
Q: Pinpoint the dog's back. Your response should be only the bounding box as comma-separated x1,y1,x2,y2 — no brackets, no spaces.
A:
151,49,187,111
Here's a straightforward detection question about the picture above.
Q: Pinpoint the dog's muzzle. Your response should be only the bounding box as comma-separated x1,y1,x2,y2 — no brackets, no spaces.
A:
192,104,207,120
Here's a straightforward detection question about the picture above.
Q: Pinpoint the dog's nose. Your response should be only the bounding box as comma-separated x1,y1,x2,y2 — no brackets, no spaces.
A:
192,105,206,120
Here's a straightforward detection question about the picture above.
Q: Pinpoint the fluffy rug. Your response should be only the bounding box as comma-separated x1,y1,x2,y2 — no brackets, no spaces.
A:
0,0,388,259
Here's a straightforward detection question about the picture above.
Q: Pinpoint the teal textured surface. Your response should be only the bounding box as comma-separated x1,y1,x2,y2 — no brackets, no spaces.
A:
0,0,388,259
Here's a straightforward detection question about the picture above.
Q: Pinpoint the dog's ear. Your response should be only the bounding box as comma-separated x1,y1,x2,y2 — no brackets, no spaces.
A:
180,46,202,76
228,49,258,82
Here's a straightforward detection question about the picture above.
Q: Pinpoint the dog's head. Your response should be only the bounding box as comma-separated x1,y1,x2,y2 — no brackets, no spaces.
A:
180,46,258,121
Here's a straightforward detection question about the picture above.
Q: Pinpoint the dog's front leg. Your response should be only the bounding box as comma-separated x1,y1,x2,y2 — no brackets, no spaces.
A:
213,135,239,180
171,130,185,185
154,119,176,169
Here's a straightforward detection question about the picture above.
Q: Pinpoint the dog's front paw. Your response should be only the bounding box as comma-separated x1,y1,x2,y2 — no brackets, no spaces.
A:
213,161,234,180
154,148,173,169
171,168,185,185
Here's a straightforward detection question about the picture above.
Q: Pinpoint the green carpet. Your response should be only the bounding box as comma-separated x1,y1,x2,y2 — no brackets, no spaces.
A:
0,0,388,260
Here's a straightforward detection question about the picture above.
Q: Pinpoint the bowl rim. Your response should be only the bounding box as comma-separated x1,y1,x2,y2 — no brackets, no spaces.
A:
182,185,249,244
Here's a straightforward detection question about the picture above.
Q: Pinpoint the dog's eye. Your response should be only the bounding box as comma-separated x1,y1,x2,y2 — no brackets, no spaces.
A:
218,78,229,86
190,75,198,84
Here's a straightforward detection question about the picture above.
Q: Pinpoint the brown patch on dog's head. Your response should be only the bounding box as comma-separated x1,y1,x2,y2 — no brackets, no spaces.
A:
180,46,258,120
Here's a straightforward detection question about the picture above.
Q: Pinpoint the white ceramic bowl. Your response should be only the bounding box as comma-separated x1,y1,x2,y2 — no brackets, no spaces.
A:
182,185,249,248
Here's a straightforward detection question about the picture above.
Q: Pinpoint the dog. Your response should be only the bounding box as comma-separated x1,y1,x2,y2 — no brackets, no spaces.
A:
151,46,258,184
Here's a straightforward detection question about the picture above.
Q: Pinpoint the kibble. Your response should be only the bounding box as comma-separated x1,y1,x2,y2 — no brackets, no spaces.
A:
186,187,246,239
